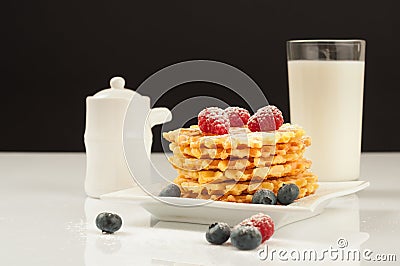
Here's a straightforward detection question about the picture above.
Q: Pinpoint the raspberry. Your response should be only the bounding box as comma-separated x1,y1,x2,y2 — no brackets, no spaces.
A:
247,105,284,132
240,213,274,243
224,107,250,127
198,107,230,135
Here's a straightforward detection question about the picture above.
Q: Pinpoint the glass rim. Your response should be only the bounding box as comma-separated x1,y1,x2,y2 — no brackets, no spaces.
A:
287,39,366,45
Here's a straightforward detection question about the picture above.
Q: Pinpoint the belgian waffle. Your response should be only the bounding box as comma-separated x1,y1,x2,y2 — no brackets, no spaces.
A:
177,171,319,203
162,122,318,204
163,123,310,160
163,123,307,148
168,149,305,171
174,158,312,183
169,137,310,160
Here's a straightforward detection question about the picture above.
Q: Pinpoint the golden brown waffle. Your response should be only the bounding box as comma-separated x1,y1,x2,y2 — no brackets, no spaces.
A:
174,158,312,184
168,149,305,171
169,136,310,160
163,122,318,204
163,123,306,148
178,172,319,203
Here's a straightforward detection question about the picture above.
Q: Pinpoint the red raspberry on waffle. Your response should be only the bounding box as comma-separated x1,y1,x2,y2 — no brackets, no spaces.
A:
198,107,230,135
224,107,250,127
247,105,284,132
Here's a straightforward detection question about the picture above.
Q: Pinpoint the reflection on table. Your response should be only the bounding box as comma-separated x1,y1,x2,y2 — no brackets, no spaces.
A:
84,194,367,266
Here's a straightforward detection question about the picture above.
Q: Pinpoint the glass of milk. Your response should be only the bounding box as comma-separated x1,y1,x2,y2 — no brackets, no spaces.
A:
287,40,366,181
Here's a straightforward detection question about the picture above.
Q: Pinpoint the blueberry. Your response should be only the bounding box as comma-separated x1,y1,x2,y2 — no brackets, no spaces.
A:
205,222,231,245
95,212,122,234
252,189,277,205
277,183,299,205
158,183,181,197
231,225,262,250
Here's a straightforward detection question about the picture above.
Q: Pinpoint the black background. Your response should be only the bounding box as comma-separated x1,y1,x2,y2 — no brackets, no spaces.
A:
1,0,398,152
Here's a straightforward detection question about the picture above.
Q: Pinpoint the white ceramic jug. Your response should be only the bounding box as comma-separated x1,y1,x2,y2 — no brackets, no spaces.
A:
84,77,172,198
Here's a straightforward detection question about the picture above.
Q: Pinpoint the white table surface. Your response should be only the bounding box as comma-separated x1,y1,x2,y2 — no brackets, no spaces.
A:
1,152,399,266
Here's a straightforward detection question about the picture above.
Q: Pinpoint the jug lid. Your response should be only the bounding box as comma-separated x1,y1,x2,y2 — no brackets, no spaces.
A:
93,77,136,99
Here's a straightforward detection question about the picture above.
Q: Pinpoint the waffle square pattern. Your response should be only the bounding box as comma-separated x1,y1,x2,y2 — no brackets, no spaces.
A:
162,123,318,203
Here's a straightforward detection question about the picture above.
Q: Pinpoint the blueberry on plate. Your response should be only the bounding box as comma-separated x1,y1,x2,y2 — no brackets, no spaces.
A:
96,212,122,234
205,222,231,245
158,183,181,197
277,183,299,205
252,189,277,205
231,225,262,250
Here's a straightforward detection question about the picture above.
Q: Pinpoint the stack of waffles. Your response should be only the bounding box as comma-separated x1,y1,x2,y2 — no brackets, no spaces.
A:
162,123,318,203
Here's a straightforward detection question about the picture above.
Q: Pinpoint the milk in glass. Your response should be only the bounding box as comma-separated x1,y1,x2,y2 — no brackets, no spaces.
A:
288,60,365,181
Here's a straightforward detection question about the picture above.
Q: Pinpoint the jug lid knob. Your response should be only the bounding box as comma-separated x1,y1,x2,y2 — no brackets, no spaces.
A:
110,77,125,90
92,76,135,99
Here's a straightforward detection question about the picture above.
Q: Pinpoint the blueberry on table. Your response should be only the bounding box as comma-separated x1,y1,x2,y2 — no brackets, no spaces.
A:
205,222,231,245
252,189,277,205
277,183,300,205
231,225,262,250
158,183,181,197
96,212,122,234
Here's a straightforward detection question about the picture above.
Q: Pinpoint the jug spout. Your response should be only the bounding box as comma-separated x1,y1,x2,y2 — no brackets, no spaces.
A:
149,107,172,128
141,107,172,156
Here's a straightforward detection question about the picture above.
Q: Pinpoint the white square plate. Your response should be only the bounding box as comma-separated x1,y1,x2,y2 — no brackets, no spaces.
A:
101,181,369,229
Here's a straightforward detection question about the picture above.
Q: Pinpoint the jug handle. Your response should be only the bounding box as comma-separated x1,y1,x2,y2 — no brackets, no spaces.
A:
148,107,172,128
